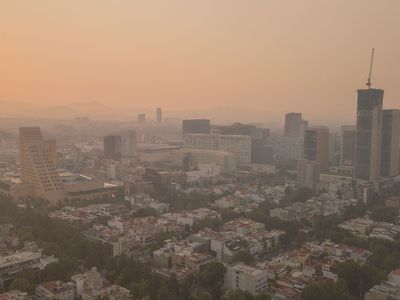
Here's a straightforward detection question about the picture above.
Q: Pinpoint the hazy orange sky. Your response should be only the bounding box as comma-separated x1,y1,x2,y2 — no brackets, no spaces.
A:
1,0,400,124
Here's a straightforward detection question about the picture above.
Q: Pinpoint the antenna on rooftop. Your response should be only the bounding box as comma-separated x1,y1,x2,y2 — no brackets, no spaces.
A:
366,48,375,89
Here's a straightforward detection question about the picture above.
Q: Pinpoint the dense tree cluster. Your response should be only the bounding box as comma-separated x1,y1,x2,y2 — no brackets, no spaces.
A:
301,260,386,300
0,196,247,299
301,280,356,300
370,205,398,223
279,187,313,207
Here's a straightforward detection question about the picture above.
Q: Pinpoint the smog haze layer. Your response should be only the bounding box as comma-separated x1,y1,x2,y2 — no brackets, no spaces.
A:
1,0,400,124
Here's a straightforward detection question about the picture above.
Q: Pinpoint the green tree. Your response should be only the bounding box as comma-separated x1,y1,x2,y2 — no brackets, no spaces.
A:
232,250,255,265
301,280,356,300
8,278,33,294
193,292,212,300
254,294,272,300
199,262,227,300
131,279,150,299
335,261,386,299
14,268,38,285
226,289,253,300
370,205,398,223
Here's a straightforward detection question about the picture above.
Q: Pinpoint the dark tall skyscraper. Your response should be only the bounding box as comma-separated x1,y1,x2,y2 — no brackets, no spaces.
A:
381,109,400,177
284,112,302,137
304,126,330,172
103,135,122,160
182,119,211,134
340,125,356,167
355,89,384,180
284,113,308,138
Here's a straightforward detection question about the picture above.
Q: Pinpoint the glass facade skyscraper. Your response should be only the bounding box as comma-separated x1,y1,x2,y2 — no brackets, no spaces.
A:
355,88,384,180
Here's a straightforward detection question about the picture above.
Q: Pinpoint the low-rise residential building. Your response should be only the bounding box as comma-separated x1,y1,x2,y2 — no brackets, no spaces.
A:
71,267,131,300
270,195,354,222
0,290,30,300
0,244,57,287
385,197,400,208
105,284,131,300
161,208,220,227
36,281,76,300
365,268,400,300
0,177,34,202
83,216,161,256
223,218,284,256
338,217,400,241
213,189,267,213
224,263,268,295
256,261,289,280
321,240,372,264
338,217,374,238
125,194,169,214
223,218,265,235
153,240,215,272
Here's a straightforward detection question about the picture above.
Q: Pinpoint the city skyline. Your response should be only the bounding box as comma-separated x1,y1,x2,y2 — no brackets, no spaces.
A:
2,2,400,300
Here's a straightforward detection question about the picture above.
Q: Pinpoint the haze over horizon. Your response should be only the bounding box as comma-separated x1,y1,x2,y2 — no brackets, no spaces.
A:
1,0,400,125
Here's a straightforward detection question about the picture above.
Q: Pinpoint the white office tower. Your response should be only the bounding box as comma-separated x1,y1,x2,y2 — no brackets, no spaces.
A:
297,159,320,192
120,130,137,157
183,134,252,165
19,127,65,205
175,149,236,172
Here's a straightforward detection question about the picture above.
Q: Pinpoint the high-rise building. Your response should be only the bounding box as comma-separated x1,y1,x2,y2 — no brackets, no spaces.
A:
183,133,251,165
329,132,340,166
272,136,304,161
340,125,356,167
45,139,58,168
217,134,252,165
297,160,320,192
251,140,273,164
175,149,236,172
19,127,65,204
212,123,271,164
304,126,330,172
120,130,137,157
284,112,302,137
355,88,384,180
214,123,269,140
156,108,162,123
381,109,400,177
183,133,217,150
300,120,309,137
182,119,210,134
284,113,308,138
138,113,146,123
103,135,122,160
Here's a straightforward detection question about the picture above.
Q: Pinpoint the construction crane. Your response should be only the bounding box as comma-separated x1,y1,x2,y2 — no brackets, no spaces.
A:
366,48,375,89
